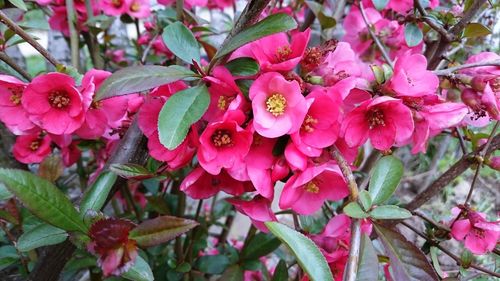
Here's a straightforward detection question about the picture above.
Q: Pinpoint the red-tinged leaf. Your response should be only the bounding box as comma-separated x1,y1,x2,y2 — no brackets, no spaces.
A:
129,216,198,247
110,163,155,180
374,224,439,281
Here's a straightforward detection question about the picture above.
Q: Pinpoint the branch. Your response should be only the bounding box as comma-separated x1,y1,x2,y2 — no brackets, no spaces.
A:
0,10,61,67
401,221,500,278
434,59,500,76
0,52,32,81
359,2,394,69
330,146,360,281
414,0,455,42
405,133,500,211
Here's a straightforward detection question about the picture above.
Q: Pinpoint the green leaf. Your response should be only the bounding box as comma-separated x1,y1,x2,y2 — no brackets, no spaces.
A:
370,65,385,84
220,265,244,280
0,246,18,271
404,23,423,47
0,169,87,233
195,254,230,274
371,0,389,10
463,23,492,38
225,57,260,76
0,183,13,201
305,1,336,29
17,224,68,252
265,222,333,281
122,255,154,281
430,247,445,278
158,84,210,150
343,202,369,219
79,171,117,216
271,260,288,281
214,13,297,59
95,65,197,100
368,156,403,205
356,235,378,281
374,224,439,281
241,233,281,260
358,190,373,211
369,205,412,220
110,163,155,180
162,21,201,64
7,0,27,11
129,215,198,247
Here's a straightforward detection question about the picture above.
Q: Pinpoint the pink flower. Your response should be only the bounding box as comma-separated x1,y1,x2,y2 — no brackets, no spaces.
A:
341,96,414,151
197,116,253,175
279,163,349,215
87,218,138,277
48,6,88,37
22,73,91,135
343,6,382,55
13,132,52,164
126,0,151,18
0,75,36,135
203,66,245,122
461,84,500,127
460,52,500,76
231,29,310,72
450,207,500,255
76,70,129,139
291,87,342,155
249,72,307,138
320,42,364,82
227,195,277,232
181,167,245,199
101,0,128,16
388,53,439,97
147,131,197,169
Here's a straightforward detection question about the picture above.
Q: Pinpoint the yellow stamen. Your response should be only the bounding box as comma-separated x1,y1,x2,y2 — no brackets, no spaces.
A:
266,94,287,116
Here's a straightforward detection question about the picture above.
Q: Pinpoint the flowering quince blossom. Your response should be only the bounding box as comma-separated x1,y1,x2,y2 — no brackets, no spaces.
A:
388,53,439,97
341,96,414,151
280,163,349,215
231,29,310,72
0,75,35,135
197,113,253,175
249,72,307,138
227,195,277,232
12,131,52,164
21,72,91,135
87,218,138,277
450,207,500,255
180,167,245,199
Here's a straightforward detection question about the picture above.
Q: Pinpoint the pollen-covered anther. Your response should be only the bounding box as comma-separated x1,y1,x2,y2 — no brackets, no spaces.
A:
305,181,320,193
266,94,287,116
130,1,140,12
367,108,386,128
301,114,318,132
9,93,21,105
217,96,228,110
211,130,233,147
29,140,40,151
275,45,292,62
48,90,71,109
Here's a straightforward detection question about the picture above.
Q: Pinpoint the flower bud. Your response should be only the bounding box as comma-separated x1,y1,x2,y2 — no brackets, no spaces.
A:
486,156,500,171
460,88,481,110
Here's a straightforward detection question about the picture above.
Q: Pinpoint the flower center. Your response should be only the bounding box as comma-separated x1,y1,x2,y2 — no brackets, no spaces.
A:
30,140,40,151
91,100,102,109
472,228,485,239
211,129,233,147
367,108,385,128
304,181,320,193
266,94,287,116
48,90,71,109
112,0,123,7
217,96,234,111
275,45,292,62
8,86,23,105
130,1,140,12
301,114,318,133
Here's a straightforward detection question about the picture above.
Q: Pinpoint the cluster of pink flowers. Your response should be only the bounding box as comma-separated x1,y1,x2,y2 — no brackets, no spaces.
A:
0,71,140,165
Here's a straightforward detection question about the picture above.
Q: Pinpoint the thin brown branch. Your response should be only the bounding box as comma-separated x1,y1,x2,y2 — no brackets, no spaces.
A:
434,59,500,76
414,0,455,42
331,146,360,281
359,2,394,69
401,221,500,278
0,52,32,81
0,10,61,67
405,133,500,211
464,121,499,204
